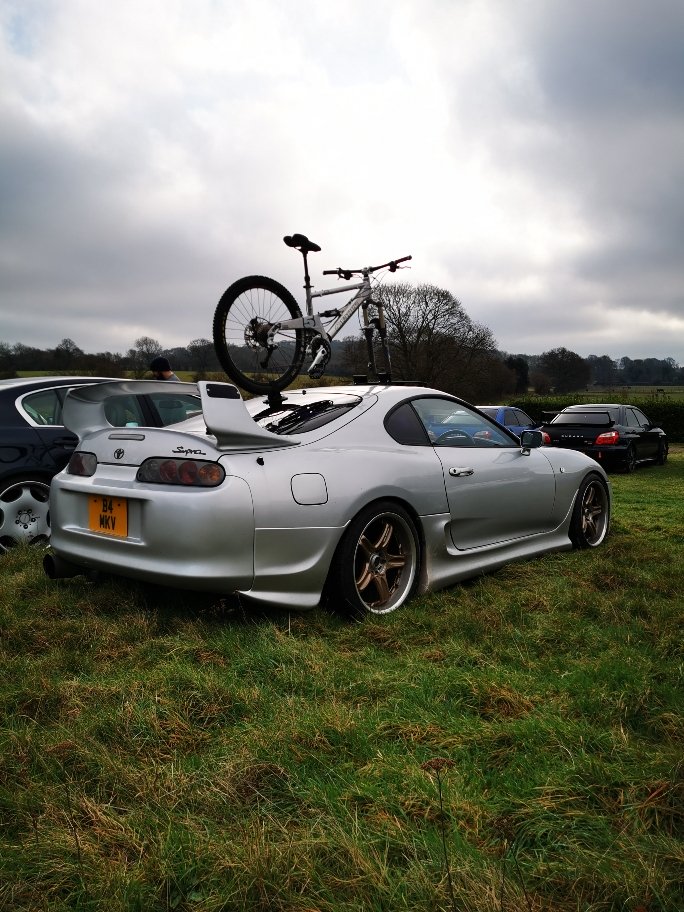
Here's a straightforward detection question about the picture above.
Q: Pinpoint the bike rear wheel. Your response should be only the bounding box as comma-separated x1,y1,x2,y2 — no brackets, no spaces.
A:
213,275,305,394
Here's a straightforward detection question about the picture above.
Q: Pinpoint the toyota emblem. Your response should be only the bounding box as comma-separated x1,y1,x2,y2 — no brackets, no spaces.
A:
114,448,125,460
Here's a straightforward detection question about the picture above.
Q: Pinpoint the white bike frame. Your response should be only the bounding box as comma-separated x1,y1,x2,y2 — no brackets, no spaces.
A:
266,269,381,375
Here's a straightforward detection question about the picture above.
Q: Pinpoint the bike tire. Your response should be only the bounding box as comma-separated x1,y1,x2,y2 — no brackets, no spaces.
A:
213,275,305,394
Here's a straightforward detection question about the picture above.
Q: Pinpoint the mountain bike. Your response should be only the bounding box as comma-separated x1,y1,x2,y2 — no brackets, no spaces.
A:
212,233,411,394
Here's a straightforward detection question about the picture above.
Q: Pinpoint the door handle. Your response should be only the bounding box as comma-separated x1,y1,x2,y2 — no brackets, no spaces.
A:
449,467,474,477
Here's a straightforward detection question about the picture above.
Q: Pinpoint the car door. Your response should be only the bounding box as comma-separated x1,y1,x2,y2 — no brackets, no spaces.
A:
627,407,660,460
18,387,78,473
412,398,557,550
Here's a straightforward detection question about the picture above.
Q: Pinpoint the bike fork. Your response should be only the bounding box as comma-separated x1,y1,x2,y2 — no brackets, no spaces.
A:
361,301,393,382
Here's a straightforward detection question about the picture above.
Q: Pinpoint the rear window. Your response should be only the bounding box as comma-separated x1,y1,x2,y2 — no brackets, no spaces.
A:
252,398,360,435
552,411,615,426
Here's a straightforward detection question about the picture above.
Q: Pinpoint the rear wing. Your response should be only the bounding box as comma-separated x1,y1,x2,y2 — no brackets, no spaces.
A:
546,410,615,427
198,381,300,449
62,380,299,450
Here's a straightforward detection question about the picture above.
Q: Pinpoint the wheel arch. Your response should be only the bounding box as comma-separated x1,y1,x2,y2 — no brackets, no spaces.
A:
323,493,427,609
568,470,611,549
0,470,54,492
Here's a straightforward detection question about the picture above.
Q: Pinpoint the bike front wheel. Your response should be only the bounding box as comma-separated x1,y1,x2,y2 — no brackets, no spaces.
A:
213,275,305,394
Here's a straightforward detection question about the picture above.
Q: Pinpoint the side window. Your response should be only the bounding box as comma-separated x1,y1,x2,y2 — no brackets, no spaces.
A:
104,395,147,427
384,403,430,446
632,409,650,429
412,398,513,447
20,390,62,425
503,409,519,427
515,409,533,427
625,409,642,429
150,393,202,426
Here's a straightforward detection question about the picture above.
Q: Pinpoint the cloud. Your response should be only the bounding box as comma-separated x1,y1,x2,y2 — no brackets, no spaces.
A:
0,0,682,363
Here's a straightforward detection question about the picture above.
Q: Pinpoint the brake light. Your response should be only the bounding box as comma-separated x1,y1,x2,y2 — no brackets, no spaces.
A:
595,430,620,445
137,458,225,487
541,431,551,444
67,451,97,476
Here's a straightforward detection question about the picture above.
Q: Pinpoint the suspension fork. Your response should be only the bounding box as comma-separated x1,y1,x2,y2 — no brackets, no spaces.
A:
361,299,393,381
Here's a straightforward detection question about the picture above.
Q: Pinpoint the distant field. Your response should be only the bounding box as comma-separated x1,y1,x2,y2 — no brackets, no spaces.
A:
1,448,682,910
573,386,684,402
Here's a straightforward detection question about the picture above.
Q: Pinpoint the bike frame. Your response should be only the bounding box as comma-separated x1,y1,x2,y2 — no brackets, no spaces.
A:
266,266,390,378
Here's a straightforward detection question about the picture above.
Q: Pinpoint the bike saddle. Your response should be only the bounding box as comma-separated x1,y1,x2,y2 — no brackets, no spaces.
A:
283,233,321,253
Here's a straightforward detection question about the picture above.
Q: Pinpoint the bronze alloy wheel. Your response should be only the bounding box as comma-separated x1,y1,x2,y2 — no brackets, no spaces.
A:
331,500,421,617
571,475,609,548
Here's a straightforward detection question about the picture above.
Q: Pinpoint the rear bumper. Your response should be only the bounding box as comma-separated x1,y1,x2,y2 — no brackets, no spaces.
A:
545,443,628,470
49,474,256,590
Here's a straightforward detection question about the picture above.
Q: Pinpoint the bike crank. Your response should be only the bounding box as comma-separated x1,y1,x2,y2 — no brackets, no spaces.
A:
307,336,332,380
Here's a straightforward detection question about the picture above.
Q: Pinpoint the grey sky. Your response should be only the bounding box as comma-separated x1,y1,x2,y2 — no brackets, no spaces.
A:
1,0,682,363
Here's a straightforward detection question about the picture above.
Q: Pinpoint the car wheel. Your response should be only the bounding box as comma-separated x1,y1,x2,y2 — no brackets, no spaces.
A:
569,474,610,549
655,440,669,466
0,476,51,554
623,445,637,473
331,500,421,617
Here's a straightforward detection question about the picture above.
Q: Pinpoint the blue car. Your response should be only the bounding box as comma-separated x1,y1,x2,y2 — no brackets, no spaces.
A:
477,405,536,438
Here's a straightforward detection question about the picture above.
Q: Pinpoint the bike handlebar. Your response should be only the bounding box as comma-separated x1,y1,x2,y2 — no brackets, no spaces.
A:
322,254,412,280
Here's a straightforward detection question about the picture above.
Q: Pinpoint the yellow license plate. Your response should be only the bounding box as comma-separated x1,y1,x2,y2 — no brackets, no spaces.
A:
88,495,128,538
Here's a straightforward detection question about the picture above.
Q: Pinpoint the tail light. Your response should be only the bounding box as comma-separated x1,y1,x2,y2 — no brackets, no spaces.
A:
541,431,551,444
595,430,620,445
67,452,97,476
137,458,225,487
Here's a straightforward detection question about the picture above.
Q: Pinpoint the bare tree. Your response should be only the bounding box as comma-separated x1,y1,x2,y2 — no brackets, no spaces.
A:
188,338,215,379
374,283,500,398
127,336,163,378
539,347,590,393
52,338,85,371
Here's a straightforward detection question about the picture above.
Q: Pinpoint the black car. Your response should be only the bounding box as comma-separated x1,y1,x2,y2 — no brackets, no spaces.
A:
0,376,201,552
541,403,668,473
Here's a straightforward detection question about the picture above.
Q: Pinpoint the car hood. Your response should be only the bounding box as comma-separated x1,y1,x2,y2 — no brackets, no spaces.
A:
62,380,300,451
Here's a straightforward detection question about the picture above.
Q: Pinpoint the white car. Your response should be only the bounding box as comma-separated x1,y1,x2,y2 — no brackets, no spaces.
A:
45,381,611,616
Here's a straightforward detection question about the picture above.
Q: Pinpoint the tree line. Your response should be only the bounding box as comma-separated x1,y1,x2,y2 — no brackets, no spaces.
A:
2,284,682,399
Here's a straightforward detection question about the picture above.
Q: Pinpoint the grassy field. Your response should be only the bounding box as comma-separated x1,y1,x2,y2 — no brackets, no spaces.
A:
571,387,684,403
1,450,683,911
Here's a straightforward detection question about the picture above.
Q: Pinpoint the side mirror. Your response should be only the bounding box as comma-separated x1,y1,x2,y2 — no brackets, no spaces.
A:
520,429,544,454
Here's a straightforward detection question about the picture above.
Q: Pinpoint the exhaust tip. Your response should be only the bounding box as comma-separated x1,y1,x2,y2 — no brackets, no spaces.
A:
43,552,85,580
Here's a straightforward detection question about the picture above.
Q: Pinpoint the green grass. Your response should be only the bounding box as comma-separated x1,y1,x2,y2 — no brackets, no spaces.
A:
1,450,683,910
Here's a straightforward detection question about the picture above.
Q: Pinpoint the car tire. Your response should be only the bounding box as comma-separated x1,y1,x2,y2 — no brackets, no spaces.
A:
622,445,637,474
655,440,669,466
331,500,421,617
0,475,51,554
569,474,610,549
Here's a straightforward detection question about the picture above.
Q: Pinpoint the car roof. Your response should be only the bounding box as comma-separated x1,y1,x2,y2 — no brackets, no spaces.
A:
0,376,116,391
563,403,624,409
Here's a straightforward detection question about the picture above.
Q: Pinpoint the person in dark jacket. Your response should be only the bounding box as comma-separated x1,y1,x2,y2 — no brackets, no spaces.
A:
149,356,180,381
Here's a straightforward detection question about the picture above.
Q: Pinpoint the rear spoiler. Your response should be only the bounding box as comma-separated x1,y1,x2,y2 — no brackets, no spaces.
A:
62,380,299,450
198,381,300,449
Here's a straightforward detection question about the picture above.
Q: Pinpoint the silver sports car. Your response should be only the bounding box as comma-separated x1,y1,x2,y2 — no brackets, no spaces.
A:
45,380,611,616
